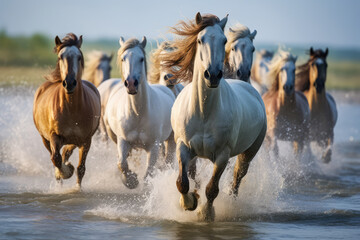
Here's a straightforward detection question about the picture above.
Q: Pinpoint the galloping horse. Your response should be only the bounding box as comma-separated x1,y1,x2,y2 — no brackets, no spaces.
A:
33,33,101,188
251,49,274,95
159,13,267,221
149,41,184,97
224,24,257,82
83,51,113,87
102,37,175,189
295,47,337,163
262,50,310,157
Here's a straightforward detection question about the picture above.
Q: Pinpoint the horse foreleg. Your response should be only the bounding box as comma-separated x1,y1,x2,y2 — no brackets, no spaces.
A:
58,144,76,180
189,157,200,189
198,148,230,222
117,138,138,189
49,134,68,181
76,141,91,188
177,141,198,211
164,132,176,167
144,144,160,179
41,136,51,153
232,124,266,196
320,133,334,163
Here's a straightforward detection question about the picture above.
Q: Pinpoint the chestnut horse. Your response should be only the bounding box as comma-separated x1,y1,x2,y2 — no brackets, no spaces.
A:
295,47,337,163
262,50,310,157
33,33,101,188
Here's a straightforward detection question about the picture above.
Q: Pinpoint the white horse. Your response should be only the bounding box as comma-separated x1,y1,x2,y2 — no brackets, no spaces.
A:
83,51,113,87
224,24,257,82
149,41,184,97
251,49,274,95
103,37,175,188
160,13,267,221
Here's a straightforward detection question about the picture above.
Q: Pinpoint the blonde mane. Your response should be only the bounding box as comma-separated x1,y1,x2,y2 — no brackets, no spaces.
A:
225,24,255,58
117,38,147,80
158,14,221,82
149,41,173,84
268,49,297,93
83,51,112,84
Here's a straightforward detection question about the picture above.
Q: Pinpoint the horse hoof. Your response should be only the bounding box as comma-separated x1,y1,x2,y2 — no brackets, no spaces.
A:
197,203,215,222
121,171,139,189
55,162,75,180
179,191,199,211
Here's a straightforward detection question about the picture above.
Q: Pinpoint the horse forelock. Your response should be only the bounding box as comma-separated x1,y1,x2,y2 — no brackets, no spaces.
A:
268,50,297,92
117,38,147,81
159,14,221,83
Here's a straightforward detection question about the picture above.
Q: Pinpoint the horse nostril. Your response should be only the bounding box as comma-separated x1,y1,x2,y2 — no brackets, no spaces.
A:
164,75,169,81
124,80,128,87
204,70,210,80
134,80,139,87
217,70,223,79
248,71,251,77
237,70,241,78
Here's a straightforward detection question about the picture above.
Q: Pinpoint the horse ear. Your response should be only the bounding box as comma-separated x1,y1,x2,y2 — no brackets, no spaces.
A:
195,12,202,25
325,47,329,57
219,14,228,30
119,37,125,47
250,30,257,40
140,36,147,48
310,47,314,55
77,35,83,48
55,36,62,47
229,27,235,33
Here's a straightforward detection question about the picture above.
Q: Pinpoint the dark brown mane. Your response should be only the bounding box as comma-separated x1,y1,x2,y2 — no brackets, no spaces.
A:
45,33,84,83
295,48,328,91
159,14,221,82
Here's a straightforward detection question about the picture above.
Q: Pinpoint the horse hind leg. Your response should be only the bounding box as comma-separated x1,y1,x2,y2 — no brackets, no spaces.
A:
164,132,176,167
231,124,266,197
177,141,198,211
320,134,334,164
198,148,230,222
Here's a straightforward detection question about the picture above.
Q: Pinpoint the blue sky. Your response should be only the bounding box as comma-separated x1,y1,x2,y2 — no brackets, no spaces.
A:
0,0,359,48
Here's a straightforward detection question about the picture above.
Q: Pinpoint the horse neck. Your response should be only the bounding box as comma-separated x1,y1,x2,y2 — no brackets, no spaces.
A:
127,74,150,116
190,55,221,118
306,82,327,111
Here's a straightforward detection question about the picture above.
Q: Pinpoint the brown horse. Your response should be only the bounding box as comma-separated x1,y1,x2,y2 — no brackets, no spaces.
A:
33,33,101,188
262,50,310,157
295,47,337,163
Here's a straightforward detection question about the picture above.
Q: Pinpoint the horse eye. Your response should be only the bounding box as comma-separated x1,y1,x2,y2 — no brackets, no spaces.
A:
197,39,201,45
252,47,255,52
140,57,144,62
224,39,227,45
232,47,235,51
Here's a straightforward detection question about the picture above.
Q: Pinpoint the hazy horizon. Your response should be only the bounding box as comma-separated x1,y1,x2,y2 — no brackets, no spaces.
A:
1,0,359,49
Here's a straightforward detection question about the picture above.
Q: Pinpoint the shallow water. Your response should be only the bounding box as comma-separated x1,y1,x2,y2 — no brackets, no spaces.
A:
1,86,360,239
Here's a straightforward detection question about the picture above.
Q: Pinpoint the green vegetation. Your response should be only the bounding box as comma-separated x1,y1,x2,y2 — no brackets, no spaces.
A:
0,31,359,89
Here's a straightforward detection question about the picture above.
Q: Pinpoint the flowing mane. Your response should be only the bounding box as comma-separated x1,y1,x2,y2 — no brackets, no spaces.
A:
149,41,174,84
268,49,297,93
45,33,84,83
296,48,328,91
225,24,255,62
159,14,221,82
117,38,147,81
83,51,112,84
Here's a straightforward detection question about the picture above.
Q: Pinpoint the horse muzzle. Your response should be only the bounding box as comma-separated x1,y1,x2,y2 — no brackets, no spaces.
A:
124,78,138,95
204,69,223,88
62,79,77,94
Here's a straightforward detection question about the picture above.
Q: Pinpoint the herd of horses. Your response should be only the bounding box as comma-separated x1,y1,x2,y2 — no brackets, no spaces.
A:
32,13,337,221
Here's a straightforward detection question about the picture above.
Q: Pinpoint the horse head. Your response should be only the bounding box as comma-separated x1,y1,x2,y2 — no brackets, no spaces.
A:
309,47,328,93
196,12,228,88
118,36,147,95
55,33,84,94
226,25,256,81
